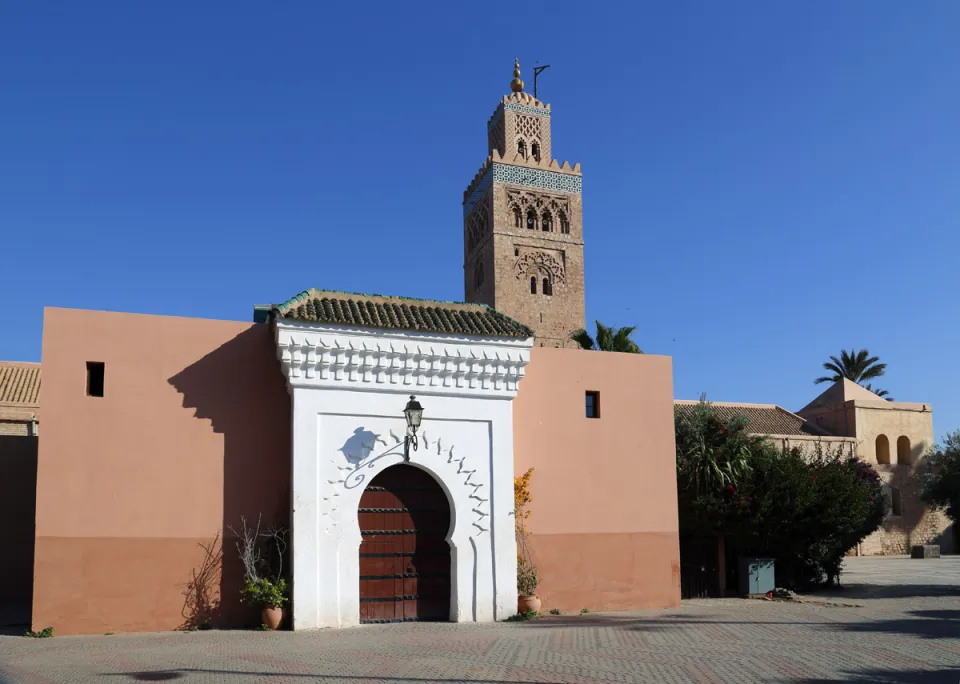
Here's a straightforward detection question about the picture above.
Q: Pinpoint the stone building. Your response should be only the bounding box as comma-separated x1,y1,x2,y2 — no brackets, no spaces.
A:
463,59,585,348
8,62,682,635
677,378,954,556
0,361,40,436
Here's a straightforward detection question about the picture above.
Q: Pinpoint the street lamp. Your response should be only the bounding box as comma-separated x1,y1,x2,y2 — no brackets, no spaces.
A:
403,395,423,461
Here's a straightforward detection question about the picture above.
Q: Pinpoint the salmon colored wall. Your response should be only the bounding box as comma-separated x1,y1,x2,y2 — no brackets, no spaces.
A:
513,347,680,612
0,435,38,618
34,308,290,635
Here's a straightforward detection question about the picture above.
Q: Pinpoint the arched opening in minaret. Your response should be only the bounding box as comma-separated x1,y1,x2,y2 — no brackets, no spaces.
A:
513,207,522,228
531,142,541,161
559,211,570,235
526,209,536,230
541,212,552,232
517,139,527,158
542,278,552,296
530,276,537,295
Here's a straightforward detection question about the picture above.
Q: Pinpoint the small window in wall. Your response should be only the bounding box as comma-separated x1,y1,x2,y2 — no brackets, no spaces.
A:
891,487,902,516
514,247,520,257
526,209,536,230
530,276,537,294
517,140,527,158
531,142,541,161
585,391,600,419
542,278,552,296
86,361,105,397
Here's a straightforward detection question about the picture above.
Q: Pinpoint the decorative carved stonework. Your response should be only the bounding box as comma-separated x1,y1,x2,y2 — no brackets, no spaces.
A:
515,251,564,283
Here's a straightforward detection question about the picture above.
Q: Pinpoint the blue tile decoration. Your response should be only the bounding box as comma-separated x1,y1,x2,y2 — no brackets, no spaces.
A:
487,103,550,131
463,163,581,216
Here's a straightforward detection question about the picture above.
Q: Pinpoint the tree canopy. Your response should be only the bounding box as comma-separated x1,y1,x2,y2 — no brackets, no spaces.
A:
920,430,960,522
570,321,642,353
815,348,886,386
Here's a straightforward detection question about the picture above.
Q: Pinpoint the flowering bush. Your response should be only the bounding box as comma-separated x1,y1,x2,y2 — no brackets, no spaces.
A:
514,468,539,595
676,399,887,589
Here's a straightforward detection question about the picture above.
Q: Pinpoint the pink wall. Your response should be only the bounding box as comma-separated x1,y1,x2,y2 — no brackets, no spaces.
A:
34,308,290,635
514,347,680,612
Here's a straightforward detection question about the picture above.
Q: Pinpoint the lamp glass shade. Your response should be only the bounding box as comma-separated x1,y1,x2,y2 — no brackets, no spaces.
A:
404,396,423,430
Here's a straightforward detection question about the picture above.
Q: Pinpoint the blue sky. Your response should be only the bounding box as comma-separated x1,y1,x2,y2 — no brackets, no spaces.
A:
2,2,958,435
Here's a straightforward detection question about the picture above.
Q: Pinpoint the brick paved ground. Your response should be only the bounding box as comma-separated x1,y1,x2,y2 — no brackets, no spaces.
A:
1,556,958,683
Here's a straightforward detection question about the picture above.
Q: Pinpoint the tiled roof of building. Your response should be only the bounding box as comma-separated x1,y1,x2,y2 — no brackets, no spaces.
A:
0,362,40,406
273,289,534,339
675,401,831,437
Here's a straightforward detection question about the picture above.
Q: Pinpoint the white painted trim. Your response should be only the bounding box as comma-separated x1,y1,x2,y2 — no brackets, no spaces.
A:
278,321,532,630
276,320,531,399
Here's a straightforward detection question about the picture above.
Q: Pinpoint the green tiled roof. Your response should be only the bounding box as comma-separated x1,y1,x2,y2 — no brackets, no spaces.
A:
273,289,533,339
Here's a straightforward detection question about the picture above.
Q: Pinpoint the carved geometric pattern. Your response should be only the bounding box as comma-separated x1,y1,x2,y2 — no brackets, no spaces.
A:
515,251,564,284
506,190,571,234
487,102,550,131
493,164,582,194
464,165,580,217
515,115,541,143
487,114,505,155
465,199,490,253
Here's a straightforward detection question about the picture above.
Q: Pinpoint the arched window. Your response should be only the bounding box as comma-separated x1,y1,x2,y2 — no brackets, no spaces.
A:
526,209,536,230
531,142,540,161
517,140,526,158
530,276,537,294
559,211,570,234
513,207,522,228
897,436,911,464
542,278,552,296
541,212,552,232
876,434,891,465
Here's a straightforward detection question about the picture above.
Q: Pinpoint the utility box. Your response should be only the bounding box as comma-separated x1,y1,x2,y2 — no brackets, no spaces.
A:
738,557,775,596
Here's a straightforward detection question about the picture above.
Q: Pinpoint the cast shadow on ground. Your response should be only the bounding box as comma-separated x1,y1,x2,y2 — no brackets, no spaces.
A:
105,671,566,683
800,668,960,683
812,583,960,600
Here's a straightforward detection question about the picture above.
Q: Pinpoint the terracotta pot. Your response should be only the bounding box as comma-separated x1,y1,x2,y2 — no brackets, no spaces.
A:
261,605,283,630
518,595,541,614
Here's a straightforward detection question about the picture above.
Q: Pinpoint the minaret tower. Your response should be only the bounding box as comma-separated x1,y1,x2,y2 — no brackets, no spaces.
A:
462,59,585,348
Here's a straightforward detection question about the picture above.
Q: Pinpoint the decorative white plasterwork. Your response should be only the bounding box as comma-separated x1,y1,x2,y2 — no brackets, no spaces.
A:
275,320,532,398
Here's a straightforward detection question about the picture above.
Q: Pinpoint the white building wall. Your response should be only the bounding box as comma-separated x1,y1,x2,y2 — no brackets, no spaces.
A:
276,320,531,630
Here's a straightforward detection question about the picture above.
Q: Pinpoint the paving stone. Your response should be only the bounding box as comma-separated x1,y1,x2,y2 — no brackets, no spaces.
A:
0,557,958,683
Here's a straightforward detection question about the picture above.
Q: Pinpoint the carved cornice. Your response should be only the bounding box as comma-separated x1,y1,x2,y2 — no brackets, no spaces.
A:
275,321,532,398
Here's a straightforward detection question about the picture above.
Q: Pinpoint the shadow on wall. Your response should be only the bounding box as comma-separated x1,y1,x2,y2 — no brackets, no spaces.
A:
0,435,38,628
880,465,955,555
167,325,291,629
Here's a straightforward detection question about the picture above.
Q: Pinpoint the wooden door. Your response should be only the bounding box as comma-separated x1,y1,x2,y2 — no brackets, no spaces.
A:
358,465,451,623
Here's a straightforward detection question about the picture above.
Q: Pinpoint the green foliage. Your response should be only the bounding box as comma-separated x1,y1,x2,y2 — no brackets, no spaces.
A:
676,398,886,589
920,430,960,522
25,627,53,638
505,610,538,622
258,623,273,631
675,396,766,499
517,555,540,596
570,321,643,353
241,578,289,608
549,608,561,615
814,349,887,386
579,608,590,614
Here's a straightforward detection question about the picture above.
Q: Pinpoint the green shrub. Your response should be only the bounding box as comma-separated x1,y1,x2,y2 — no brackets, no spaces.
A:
241,578,288,607
549,608,561,615
920,430,960,522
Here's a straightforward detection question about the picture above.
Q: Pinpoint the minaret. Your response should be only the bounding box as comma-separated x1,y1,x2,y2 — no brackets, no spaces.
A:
462,60,585,348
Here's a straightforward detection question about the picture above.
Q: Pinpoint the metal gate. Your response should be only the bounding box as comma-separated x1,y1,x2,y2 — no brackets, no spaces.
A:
358,465,451,623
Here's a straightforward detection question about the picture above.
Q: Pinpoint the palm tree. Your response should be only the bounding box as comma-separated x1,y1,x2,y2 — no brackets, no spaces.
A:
815,348,886,386
570,321,643,353
863,384,894,402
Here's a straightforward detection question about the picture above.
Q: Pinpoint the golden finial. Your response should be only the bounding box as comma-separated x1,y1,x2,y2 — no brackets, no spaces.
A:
510,58,524,93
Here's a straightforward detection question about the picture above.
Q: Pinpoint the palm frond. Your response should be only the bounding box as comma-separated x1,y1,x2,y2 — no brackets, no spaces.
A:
569,328,595,350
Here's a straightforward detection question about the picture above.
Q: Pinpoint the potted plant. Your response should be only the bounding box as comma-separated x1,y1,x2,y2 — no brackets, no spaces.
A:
232,515,289,630
515,468,541,614
241,577,288,630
